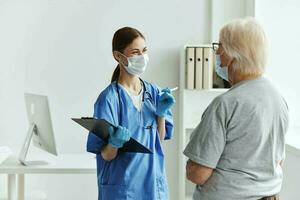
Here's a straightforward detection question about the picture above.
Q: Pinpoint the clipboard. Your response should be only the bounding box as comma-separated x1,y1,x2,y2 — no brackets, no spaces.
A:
72,117,152,154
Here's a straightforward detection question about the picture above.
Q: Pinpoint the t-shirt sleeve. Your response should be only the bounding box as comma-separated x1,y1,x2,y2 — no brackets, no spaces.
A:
183,99,227,168
86,92,117,154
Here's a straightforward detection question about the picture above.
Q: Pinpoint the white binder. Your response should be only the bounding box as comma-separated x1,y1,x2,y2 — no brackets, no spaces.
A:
186,47,195,89
203,48,213,89
195,47,203,89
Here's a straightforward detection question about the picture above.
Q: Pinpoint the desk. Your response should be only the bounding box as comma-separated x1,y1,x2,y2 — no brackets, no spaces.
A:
0,153,97,200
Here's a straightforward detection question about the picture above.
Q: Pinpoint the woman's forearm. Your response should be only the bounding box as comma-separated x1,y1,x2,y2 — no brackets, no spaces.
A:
157,116,166,141
101,144,118,161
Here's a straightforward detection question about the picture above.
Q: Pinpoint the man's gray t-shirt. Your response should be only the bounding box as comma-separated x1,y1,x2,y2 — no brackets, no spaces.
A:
183,77,289,200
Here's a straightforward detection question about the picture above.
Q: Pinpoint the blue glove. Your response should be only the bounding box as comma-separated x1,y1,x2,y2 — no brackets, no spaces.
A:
156,88,176,117
108,126,130,149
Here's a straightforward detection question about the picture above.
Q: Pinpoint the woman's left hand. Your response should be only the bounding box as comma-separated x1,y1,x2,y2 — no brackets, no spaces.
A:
156,88,176,117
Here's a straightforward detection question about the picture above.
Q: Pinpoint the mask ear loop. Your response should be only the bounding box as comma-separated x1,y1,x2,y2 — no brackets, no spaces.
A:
117,52,129,68
218,50,233,68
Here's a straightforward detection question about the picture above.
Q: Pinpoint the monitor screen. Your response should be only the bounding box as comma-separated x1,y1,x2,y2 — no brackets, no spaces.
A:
24,93,57,156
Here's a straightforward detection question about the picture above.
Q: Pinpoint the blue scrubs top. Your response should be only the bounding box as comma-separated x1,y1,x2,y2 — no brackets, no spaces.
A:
87,80,174,200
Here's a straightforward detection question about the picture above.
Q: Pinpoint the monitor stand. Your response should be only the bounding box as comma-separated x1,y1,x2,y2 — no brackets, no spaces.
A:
18,123,48,166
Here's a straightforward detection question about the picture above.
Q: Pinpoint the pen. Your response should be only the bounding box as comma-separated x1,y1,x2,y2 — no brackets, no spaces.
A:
170,87,178,92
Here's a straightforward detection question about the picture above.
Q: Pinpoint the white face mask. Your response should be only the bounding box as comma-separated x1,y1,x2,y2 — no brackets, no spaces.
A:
121,54,149,76
215,54,229,81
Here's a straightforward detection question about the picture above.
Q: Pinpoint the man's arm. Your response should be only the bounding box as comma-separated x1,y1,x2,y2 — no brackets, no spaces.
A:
186,159,213,185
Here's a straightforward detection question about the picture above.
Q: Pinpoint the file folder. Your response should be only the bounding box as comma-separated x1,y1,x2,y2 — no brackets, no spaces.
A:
195,47,203,89
203,48,213,89
186,47,195,89
72,117,152,154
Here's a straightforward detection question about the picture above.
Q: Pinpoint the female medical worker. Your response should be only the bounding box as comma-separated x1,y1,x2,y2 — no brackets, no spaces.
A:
87,27,175,200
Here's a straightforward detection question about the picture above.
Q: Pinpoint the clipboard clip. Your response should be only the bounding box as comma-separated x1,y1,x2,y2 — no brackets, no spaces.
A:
81,117,94,119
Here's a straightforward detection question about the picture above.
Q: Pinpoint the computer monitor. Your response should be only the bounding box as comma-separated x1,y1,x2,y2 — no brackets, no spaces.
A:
19,93,58,165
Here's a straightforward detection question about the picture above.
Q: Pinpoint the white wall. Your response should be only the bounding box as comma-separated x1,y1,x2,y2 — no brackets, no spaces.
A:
211,0,255,41
281,147,300,199
0,0,211,199
255,0,300,130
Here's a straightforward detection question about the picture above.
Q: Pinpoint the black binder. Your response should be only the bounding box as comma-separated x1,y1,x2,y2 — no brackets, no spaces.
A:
72,117,152,154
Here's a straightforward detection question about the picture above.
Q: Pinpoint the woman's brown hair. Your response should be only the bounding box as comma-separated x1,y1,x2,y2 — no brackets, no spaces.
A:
111,27,145,83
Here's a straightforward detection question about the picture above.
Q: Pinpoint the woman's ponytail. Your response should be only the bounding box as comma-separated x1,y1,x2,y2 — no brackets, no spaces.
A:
111,65,120,83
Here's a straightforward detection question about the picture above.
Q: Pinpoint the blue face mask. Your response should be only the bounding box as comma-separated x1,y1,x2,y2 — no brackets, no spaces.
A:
215,54,229,81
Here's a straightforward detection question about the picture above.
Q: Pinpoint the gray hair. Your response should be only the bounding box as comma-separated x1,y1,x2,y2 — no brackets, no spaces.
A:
220,17,268,76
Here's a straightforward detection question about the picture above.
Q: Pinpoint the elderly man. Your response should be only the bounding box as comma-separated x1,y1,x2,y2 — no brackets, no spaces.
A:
183,17,289,200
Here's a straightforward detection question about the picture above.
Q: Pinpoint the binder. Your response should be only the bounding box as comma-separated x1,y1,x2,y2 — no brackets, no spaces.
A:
203,48,213,89
72,117,152,154
195,47,203,89
186,47,195,89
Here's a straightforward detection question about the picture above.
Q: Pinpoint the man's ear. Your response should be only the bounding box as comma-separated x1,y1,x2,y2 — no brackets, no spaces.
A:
228,57,236,68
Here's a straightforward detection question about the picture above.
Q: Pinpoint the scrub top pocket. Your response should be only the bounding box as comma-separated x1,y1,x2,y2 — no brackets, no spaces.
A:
156,177,169,200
